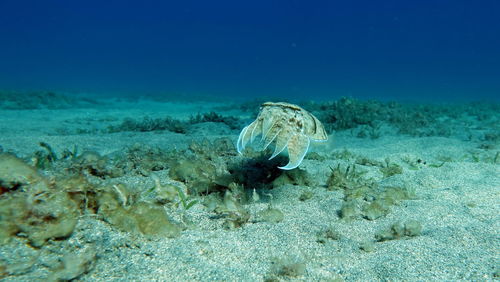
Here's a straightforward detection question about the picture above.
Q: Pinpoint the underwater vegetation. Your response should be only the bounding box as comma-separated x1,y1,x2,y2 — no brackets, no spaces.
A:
0,138,293,247
0,132,421,253
0,90,97,109
0,152,181,247
188,111,240,130
108,116,188,134
265,256,306,280
374,220,423,242
3,96,493,213
0,130,425,278
300,97,500,138
1,95,497,280
107,111,241,134
326,162,415,221
0,153,79,247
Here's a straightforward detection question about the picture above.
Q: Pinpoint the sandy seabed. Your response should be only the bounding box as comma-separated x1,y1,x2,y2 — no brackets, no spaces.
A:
0,98,498,281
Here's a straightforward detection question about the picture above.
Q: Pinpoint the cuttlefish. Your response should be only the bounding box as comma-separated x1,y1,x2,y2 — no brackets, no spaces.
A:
237,102,328,170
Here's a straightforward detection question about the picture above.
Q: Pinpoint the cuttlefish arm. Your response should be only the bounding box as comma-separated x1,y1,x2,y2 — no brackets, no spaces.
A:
278,134,310,170
237,121,258,154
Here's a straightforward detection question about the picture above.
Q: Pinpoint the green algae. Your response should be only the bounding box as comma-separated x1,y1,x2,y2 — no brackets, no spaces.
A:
316,227,341,243
0,152,182,247
375,220,422,242
0,153,79,247
326,162,415,221
379,158,403,178
258,207,284,223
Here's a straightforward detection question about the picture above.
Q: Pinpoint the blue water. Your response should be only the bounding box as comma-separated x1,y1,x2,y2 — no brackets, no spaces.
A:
0,0,499,102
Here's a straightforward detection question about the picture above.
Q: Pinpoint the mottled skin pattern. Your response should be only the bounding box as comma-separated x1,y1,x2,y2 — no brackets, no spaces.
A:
237,102,328,170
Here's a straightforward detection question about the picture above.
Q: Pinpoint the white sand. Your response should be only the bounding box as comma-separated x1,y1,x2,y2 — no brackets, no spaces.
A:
0,99,498,281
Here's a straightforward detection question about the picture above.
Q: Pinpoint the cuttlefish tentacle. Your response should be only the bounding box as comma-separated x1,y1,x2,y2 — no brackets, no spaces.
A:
269,132,291,160
237,120,259,154
242,121,259,148
236,124,249,154
278,134,310,170
261,116,275,141
262,127,282,150
250,119,262,142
